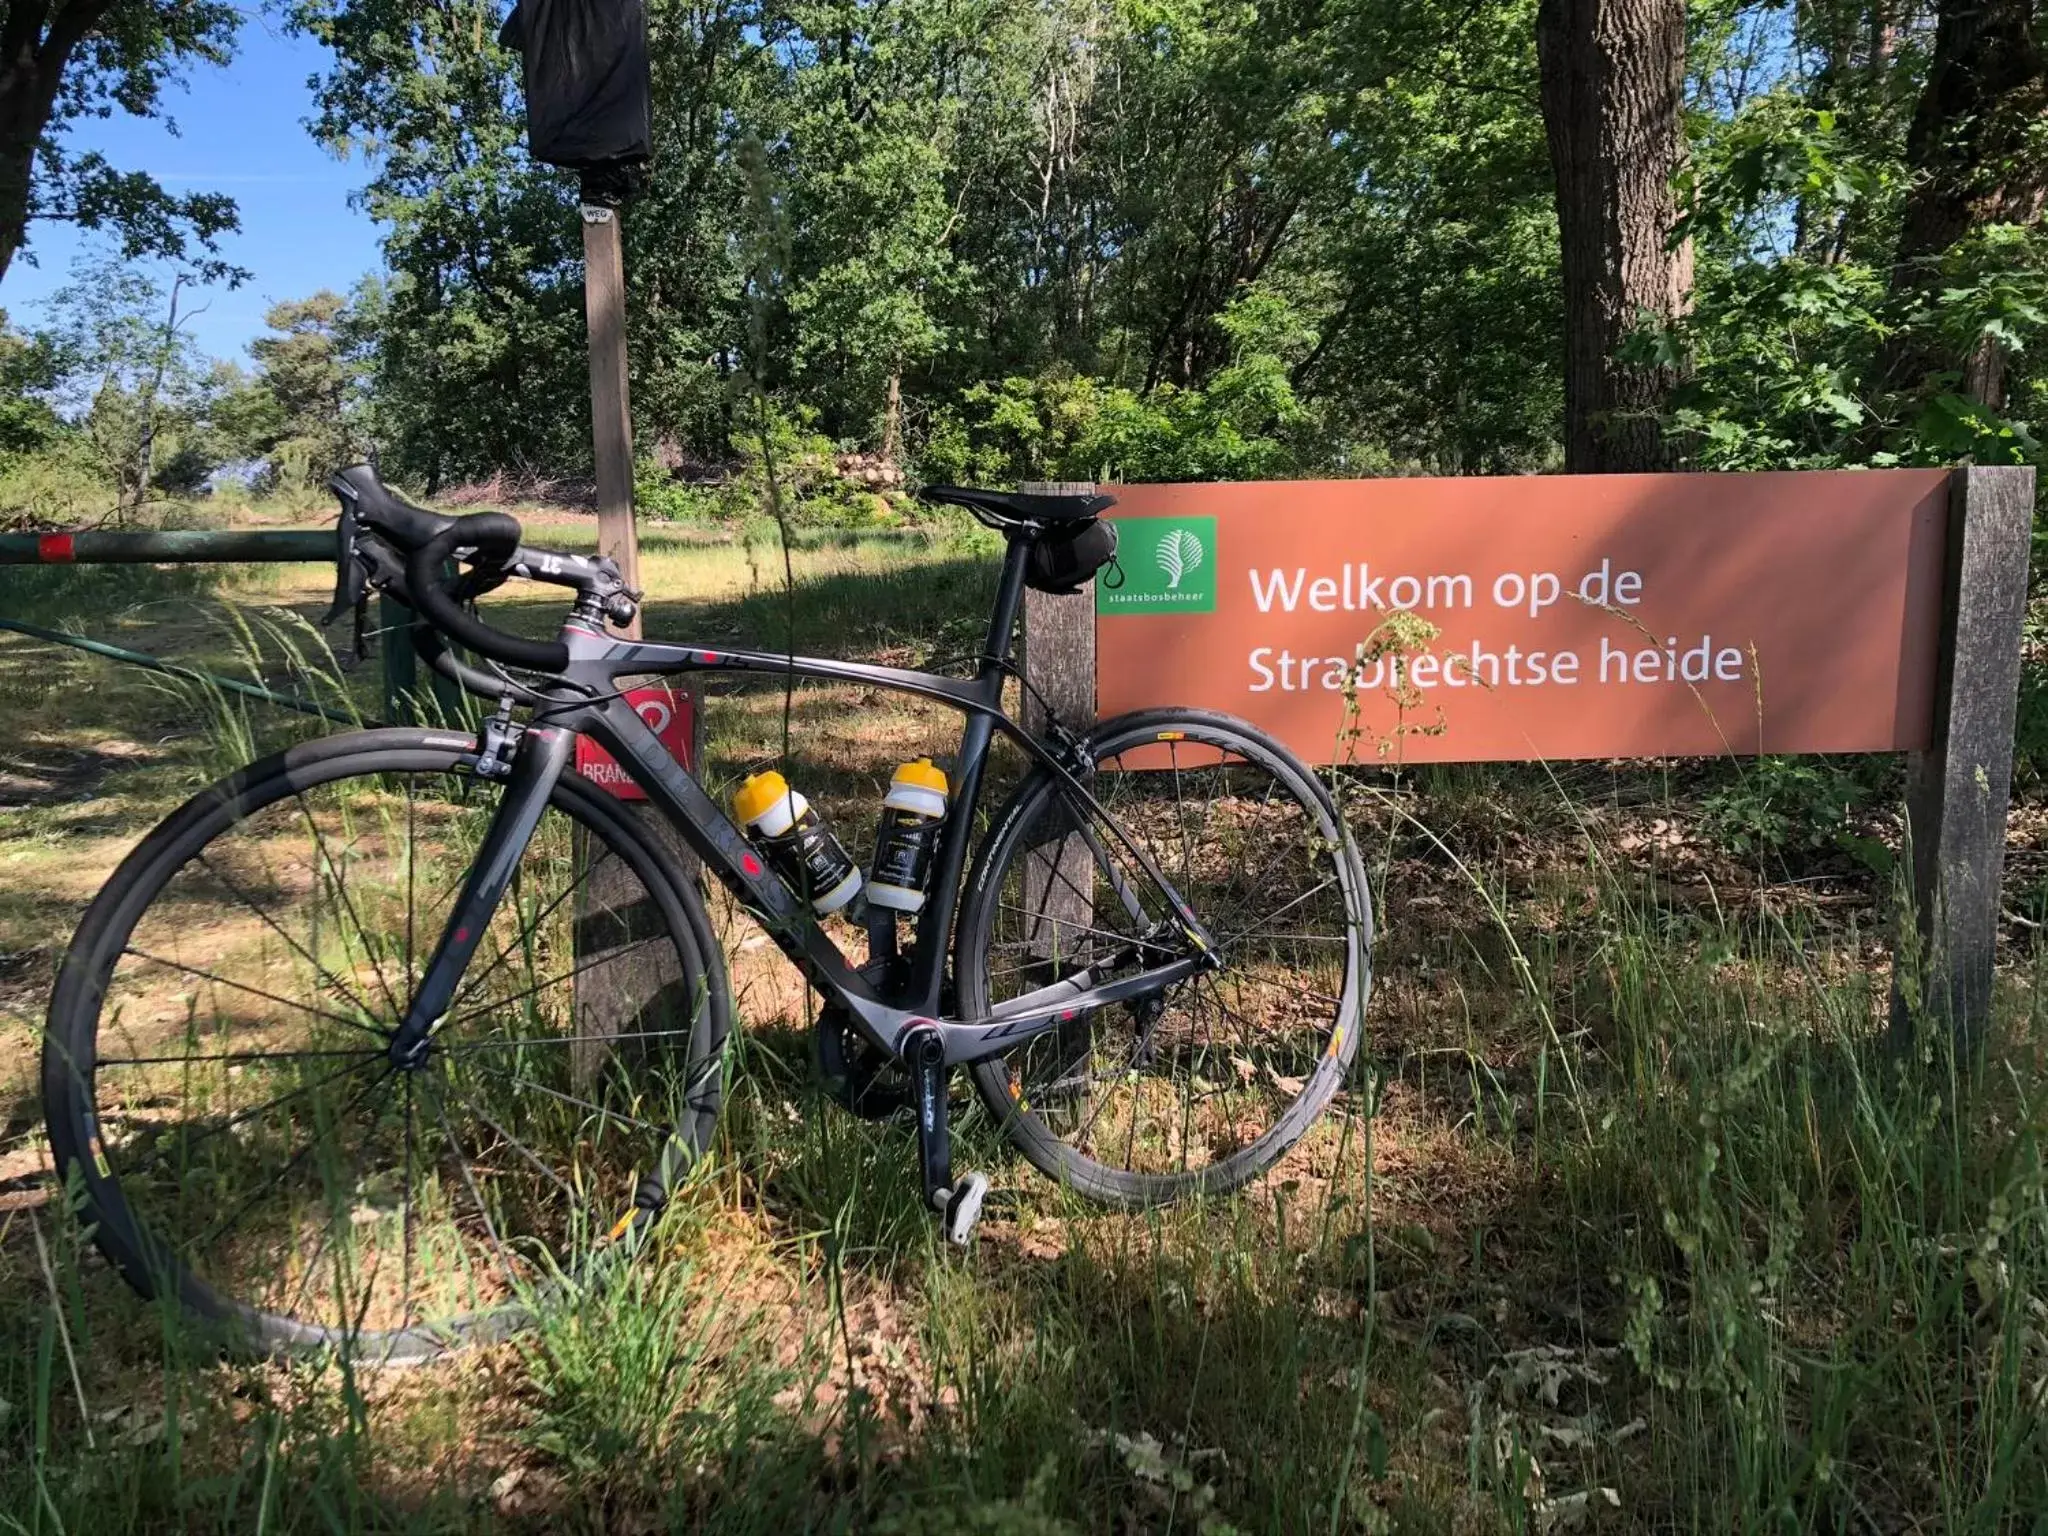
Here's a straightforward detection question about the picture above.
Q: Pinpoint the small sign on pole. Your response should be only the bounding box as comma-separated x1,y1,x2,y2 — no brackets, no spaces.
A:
574,684,697,798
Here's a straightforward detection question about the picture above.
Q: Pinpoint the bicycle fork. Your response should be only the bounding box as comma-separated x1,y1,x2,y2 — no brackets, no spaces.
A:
386,724,573,1070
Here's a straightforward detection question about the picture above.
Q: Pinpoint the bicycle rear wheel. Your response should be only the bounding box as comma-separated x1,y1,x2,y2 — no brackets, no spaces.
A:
956,709,1370,1206
41,728,731,1361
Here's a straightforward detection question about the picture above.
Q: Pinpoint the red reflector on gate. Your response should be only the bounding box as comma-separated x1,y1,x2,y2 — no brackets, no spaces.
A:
37,534,75,562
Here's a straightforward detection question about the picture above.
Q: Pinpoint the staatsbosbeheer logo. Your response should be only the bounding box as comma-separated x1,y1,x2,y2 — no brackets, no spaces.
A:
1097,515,1218,614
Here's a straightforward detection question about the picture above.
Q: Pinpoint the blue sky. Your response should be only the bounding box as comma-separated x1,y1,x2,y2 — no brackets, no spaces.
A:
0,18,385,365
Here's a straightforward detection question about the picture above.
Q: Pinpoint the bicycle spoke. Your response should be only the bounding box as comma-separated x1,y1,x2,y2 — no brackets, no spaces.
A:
402,1072,417,1331
98,1044,378,1068
438,1077,582,1206
1168,743,1198,898
282,1073,398,1330
457,1060,668,1136
296,792,405,1027
1070,1034,1147,1154
995,903,1169,956
110,1054,386,1183
449,845,617,1017
442,932,663,1032
435,1024,699,1055
120,948,386,1042
1214,877,1340,952
424,1079,520,1295
405,776,418,999
189,1064,397,1257
194,850,378,1022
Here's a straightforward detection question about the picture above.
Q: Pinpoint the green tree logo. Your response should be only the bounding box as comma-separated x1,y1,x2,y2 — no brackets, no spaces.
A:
1098,516,1218,615
1155,527,1205,589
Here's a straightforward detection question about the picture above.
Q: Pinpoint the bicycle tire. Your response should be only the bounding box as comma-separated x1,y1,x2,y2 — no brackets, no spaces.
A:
41,728,733,1361
955,708,1371,1206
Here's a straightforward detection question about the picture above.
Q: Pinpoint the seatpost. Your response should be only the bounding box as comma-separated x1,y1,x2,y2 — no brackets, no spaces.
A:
979,536,1034,675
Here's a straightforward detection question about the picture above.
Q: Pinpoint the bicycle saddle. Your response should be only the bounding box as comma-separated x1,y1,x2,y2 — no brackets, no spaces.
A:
918,485,1117,525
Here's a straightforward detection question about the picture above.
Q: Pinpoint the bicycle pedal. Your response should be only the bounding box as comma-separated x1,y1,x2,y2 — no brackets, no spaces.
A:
940,1170,990,1247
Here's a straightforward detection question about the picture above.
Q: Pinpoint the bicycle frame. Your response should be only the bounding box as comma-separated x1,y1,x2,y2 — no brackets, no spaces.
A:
387,537,1212,1072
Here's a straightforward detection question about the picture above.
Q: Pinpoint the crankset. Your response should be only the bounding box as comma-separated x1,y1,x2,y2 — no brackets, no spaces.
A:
814,1000,916,1120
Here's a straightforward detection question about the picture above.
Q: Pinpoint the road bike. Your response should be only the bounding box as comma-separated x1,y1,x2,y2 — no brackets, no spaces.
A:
40,466,1372,1360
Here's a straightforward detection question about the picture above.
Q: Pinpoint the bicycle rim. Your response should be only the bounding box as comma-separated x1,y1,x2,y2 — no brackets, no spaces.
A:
42,732,728,1360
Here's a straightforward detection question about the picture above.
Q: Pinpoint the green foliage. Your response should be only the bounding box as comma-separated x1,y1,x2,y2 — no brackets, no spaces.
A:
288,0,589,491
922,296,1323,483
1668,47,2047,478
37,254,220,514
0,1,246,283
0,431,108,529
0,310,62,456
1699,755,1890,868
227,293,365,490
633,457,722,523
283,0,1567,482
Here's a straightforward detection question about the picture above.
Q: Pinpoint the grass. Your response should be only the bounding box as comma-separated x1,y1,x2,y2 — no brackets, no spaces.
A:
3,507,2048,1531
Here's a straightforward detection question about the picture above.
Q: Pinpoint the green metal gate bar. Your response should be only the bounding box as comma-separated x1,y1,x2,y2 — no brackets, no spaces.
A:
0,529,334,564
0,526,456,724
0,617,362,725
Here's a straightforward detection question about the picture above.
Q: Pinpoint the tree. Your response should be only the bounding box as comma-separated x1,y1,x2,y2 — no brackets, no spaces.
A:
1880,0,2045,413
1534,0,1694,469
42,251,214,512
777,0,975,460
0,0,244,284
242,292,360,486
291,0,589,490
0,305,59,452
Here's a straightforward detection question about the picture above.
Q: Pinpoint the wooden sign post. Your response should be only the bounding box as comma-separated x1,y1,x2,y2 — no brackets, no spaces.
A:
1892,465,2033,1045
572,198,694,1080
581,202,641,638
1020,482,1100,955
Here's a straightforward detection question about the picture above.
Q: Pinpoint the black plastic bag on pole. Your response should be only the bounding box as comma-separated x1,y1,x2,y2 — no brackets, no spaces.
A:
499,0,651,204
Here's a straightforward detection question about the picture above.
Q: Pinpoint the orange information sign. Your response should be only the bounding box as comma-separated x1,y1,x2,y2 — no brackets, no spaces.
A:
1094,471,1950,763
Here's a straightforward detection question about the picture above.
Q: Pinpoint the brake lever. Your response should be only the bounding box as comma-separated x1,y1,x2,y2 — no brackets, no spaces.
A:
321,502,368,628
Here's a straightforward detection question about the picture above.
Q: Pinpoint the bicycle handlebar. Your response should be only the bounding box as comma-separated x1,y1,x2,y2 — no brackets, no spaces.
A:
328,465,637,680
407,515,573,673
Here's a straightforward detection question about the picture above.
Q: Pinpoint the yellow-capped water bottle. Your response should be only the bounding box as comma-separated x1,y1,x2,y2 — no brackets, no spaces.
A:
732,770,863,915
866,758,950,913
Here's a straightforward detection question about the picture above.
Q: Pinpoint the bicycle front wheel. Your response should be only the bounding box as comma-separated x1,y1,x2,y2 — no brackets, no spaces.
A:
956,709,1371,1206
41,728,731,1361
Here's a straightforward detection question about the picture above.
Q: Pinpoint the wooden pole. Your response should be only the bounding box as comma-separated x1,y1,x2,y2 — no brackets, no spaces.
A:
575,197,693,1081
1892,464,2035,1049
1020,481,1100,958
581,201,641,639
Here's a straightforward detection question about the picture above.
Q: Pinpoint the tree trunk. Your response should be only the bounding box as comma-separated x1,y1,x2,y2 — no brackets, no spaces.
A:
129,273,189,513
1535,0,1693,471
0,1,114,286
0,113,34,283
1879,0,2045,411
0,41,59,286
881,369,902,466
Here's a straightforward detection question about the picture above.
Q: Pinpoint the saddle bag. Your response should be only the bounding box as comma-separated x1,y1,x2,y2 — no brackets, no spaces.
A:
1026,518,1120,596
